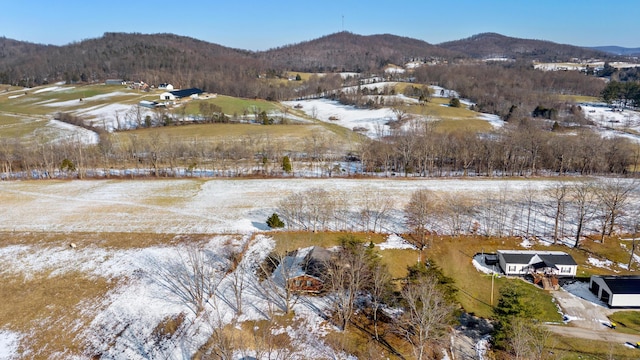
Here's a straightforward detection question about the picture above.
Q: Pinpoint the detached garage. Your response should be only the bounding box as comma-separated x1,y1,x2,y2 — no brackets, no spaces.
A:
590,275,640,307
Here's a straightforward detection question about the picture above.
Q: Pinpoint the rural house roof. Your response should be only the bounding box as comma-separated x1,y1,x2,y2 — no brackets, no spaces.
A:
596,276,640,294
498,250,577,266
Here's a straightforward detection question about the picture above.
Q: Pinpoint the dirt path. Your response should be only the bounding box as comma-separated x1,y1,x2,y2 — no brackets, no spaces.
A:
551,288,610,330
549,288,640,345
545,324,640,345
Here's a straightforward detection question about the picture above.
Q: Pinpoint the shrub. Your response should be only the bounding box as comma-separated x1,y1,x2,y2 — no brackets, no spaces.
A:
266,213,285,228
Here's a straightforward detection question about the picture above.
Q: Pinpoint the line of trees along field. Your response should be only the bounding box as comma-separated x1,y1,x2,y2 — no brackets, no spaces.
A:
274,180,640,247
0,118,637,179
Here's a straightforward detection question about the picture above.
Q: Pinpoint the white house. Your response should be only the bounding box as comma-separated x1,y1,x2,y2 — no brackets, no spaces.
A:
497,250,577,277
590,275,640,307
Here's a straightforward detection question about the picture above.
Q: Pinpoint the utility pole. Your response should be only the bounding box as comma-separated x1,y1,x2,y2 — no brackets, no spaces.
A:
491,265,495,306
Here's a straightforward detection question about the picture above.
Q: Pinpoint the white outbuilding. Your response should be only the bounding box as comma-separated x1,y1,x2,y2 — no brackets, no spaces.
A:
589,275,640,307
160,92,176,101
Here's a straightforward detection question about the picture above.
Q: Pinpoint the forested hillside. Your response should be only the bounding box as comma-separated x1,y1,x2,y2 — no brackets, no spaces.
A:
0,31,619,95
438,32,612,61
259,32,463,72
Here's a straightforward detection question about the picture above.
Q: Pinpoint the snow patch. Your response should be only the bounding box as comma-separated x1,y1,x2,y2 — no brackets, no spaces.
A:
587,257,614,269
33,86,74,94
377,234,416,250
476,334,491,360
47,120,100,145
561,281,608,308
0,330,19,360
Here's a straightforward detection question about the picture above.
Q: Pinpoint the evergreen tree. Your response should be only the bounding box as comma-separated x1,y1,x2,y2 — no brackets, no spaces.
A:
449,97,461,107
282,156,292,173
266,213,284,228
492,284,534,349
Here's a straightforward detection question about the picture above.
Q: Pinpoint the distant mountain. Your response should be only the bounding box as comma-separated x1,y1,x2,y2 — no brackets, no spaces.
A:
438,32,613,61
0,31,627,96
590,46,640,57
258,31,464,72
0,32,264,94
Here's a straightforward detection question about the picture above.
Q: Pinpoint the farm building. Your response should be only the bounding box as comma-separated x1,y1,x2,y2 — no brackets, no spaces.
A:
590,275,640,307
158,83,174,90
138,100,164,109
497,250,577,277
105,79,125,85
160,87,203,101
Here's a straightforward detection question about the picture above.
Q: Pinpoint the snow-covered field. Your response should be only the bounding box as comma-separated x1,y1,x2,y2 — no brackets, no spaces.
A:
284,99,395,138
2,177,638,359
0,178,564,234
0,233,353,359
581,103,640,143
46,119,100,145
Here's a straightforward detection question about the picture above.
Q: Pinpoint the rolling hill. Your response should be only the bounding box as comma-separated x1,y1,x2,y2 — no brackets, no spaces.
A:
438,32,613,61
590,45,640,57
0,31,627,93
257,31,464,72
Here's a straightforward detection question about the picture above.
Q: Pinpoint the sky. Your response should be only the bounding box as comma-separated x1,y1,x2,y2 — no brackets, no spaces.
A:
1,0,638,51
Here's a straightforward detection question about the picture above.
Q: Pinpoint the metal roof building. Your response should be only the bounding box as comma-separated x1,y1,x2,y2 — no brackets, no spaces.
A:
590,275,640,307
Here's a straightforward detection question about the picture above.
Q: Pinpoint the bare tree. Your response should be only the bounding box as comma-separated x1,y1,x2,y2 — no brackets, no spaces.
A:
258,251,300,315
520,184,540,238
359,188,393,233
508,318,533,360
595,179,638,242
370,263,392,341
507,317,553,360
397,275,454,360
570,181,596,248
202,302,236,360
228,252,246,316
545,182,568,243
148,245,224,316
405,189,439,261
326,236,374,331
440,192,476,236
626,219,640,269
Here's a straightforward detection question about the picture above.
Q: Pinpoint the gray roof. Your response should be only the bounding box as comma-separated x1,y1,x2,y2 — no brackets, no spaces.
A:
498,250,577,266
597,276,640,295
169,88,203,98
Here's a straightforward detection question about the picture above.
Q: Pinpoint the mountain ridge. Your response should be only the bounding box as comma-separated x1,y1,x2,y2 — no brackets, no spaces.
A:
0,31,626,90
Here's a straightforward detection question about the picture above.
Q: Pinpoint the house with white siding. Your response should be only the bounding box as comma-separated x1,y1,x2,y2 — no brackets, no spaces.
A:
497,250,577,277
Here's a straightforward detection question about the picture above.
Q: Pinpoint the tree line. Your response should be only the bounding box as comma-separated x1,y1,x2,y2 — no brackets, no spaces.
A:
274,179,640,248
1,118,637,180
361,121,637,177
413,61,606,119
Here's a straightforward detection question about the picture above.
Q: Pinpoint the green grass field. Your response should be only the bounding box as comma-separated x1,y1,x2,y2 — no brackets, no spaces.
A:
183,95,280,116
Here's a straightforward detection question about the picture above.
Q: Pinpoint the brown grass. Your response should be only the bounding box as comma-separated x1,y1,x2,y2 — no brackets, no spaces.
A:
0,271,112,357
193,313,296,359
0,231,214,249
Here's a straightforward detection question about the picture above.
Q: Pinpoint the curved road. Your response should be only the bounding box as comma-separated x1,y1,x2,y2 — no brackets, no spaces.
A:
549,288,640,345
